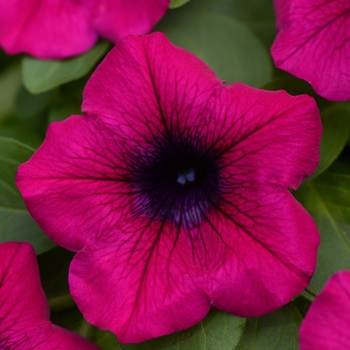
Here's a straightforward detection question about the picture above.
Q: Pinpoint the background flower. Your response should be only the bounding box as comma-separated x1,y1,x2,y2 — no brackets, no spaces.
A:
0,242,100,349
0,0,169,59
299,271,350,350
17,33,321,343
271,0,350,101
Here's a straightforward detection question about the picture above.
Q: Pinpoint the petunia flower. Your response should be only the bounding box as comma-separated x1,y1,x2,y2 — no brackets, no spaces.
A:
299,271,350,350
17,32,322,343
0,0,169,59
271,0,350,102
0,242,100,350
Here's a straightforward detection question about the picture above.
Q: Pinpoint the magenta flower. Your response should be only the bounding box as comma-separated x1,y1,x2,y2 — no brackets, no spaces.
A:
299,271,350,350
0,0,169,59
17,33,321,343
271,0,350,101
0,242,100,349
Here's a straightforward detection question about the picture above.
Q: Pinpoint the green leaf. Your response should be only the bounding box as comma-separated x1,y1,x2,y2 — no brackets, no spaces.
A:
118,309,245,350
0,137,55,254
163,0,276,49
0,63,22,120
22,41,111,94
156,12,272,87
295,166,350,295
235,304,302,350
0,119,43,148
51,308,245,350
311,104,350,179
169,0,190,9
171,0,274,20
48,105,81,124
14,86,53,119
69,308,245,350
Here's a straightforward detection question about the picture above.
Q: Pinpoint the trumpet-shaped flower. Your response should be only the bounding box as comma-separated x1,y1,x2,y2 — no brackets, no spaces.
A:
17,33,322,343
0,242,100,350
0,0,169,59
299,271,350,350
271,0,350,101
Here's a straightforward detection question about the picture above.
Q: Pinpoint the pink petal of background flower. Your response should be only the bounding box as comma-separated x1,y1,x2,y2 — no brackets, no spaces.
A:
0,0,96,59
17,33,321,342
92,0,170,43
0,242,100,349
271,0,350,101
299,271,350,350
0,0,169,59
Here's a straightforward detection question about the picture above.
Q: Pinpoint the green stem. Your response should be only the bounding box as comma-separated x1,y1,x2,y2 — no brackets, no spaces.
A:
300,288,316,302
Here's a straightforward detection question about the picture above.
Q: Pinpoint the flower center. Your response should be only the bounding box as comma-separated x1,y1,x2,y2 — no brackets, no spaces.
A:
177,168,195,186
129,136,221,227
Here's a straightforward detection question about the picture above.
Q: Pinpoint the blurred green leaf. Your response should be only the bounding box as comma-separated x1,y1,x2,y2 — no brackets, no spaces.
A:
157,12,272,87
22,41,111,94
171,0,274,21
235,304,302,350
0,119,43,148
0,137,55,253
311,104,350,179
169,0,190,9
48,106,81,124
51,307,245,350
165,0,276,49
14,86,54,119
295,165,350,295
0,63,22,120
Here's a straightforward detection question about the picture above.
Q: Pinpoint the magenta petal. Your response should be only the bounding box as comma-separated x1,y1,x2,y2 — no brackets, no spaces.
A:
82,32,222,134
93,0,169,42
0,0,97,58
83,34,320,190
0,0,169,59
0,243,49,326
16,114,133,251
0,242,99,349
69,188,319,342
219,84,321,190
271,0,350,101
70,242,210,343
205,187,319,316
299,271,350,350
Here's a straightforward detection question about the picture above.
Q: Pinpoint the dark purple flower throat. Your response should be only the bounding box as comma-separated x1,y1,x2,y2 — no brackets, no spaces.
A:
129,134,221,228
